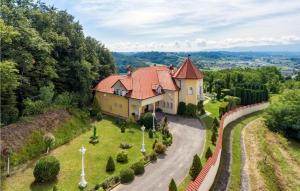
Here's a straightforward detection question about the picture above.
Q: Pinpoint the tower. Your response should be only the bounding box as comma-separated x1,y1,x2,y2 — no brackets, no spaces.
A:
173,57,204,105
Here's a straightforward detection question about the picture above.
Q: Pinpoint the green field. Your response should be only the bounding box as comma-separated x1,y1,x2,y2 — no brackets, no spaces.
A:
2,117,158,191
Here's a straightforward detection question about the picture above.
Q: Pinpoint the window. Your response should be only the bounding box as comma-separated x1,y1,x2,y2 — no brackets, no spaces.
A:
166,102,169,108
170,103,173,109
188,87,193,95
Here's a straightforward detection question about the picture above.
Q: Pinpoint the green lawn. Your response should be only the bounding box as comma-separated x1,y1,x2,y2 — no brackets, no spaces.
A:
204,100,222,117
2,117,158,191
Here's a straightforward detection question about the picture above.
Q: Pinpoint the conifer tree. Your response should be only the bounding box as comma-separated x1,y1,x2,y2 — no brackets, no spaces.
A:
189,154,202,180
205,147,213,161
106,156,115,172
169,178,177,191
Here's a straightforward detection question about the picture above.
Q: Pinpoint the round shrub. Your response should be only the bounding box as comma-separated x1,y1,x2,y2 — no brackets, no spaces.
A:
116,151,128,163
130,161,145,175
142,112,156,129
121,125,125,133
33,156,60,182
96,112,103,121
154,142,167,155
149,151,157,162
120,143,132,149
119,168,134,183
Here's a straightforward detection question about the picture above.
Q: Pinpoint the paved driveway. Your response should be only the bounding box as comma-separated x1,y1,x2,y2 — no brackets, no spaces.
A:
113,115,205,191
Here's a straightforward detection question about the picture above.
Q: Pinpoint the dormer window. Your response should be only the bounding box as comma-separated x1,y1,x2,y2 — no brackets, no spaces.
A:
188,87,193,95
156,86,162,94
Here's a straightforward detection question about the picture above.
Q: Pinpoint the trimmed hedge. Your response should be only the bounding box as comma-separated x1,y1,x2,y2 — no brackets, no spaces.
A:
33,156,60,182
120,168,135,183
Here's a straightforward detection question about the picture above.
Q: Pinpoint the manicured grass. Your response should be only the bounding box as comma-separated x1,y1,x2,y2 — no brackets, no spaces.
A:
228,112,262,191
204,100,222,117
2,117,158,191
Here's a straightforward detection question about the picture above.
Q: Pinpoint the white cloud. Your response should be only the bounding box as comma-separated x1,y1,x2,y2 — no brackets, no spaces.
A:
109,35,300,51
46,0,300,51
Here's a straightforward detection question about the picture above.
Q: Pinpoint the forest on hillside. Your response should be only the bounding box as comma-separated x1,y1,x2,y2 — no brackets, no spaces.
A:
0,0,116,126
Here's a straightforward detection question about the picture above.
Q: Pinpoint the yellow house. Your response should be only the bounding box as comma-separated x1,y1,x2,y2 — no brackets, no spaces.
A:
94,57,204,119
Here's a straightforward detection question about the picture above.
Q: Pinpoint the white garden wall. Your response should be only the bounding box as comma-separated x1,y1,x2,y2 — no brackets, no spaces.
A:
186,102,269,191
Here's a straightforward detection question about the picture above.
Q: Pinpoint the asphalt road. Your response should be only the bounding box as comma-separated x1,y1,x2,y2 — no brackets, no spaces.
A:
113,115,205,191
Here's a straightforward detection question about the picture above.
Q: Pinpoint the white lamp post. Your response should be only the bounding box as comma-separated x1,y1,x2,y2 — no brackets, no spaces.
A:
79,146,87,188
152,112,156,132
152,106,156,132
141,125,146,153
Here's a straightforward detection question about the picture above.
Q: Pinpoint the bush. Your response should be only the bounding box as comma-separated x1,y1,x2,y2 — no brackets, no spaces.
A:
43,133,55,153
121,125,125,133
152,139,158,149
106,156,115,172
114,118,127,128
205,147,213,161
116,151,128,163
177,102,186,115
39,83,55,104
119,168,134,183
162,134,173,146
120,143,132,149
189,154,202,180
130,161,145,175
211,130,217,145
186,103,197,117
90,98,101,117
148,130,153,138
99,175,120,189
169,178,177,191
142,112,156,129
23,99,47,116
96,112,103,121
197,101,206,115
154,142,167,155
53,92,80,108
224,95,241,110
149,151,157,162
33,156,60,182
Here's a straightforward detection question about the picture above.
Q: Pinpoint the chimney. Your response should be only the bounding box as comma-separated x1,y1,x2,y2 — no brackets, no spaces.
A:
169,64,174,74
126,65,132,76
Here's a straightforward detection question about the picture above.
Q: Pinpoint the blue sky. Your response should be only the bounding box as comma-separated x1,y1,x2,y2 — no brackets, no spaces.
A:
43,0,300,51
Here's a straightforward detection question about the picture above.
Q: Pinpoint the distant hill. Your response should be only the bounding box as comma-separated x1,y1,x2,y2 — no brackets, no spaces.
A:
112,51,300,73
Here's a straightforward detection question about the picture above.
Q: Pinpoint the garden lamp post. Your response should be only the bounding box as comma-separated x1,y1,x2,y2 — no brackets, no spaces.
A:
141,125,146,153
152,111,156,132
79,146,87,188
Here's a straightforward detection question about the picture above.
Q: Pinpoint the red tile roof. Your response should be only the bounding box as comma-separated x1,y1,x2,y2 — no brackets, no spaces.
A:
173,58,204,79
95,66,178,100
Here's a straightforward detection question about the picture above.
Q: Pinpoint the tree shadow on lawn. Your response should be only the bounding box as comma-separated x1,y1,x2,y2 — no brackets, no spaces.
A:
30,179,58,191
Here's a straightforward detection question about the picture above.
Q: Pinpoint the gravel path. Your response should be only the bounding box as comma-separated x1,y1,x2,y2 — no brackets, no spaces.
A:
113,115,205,191
240,120,257,191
